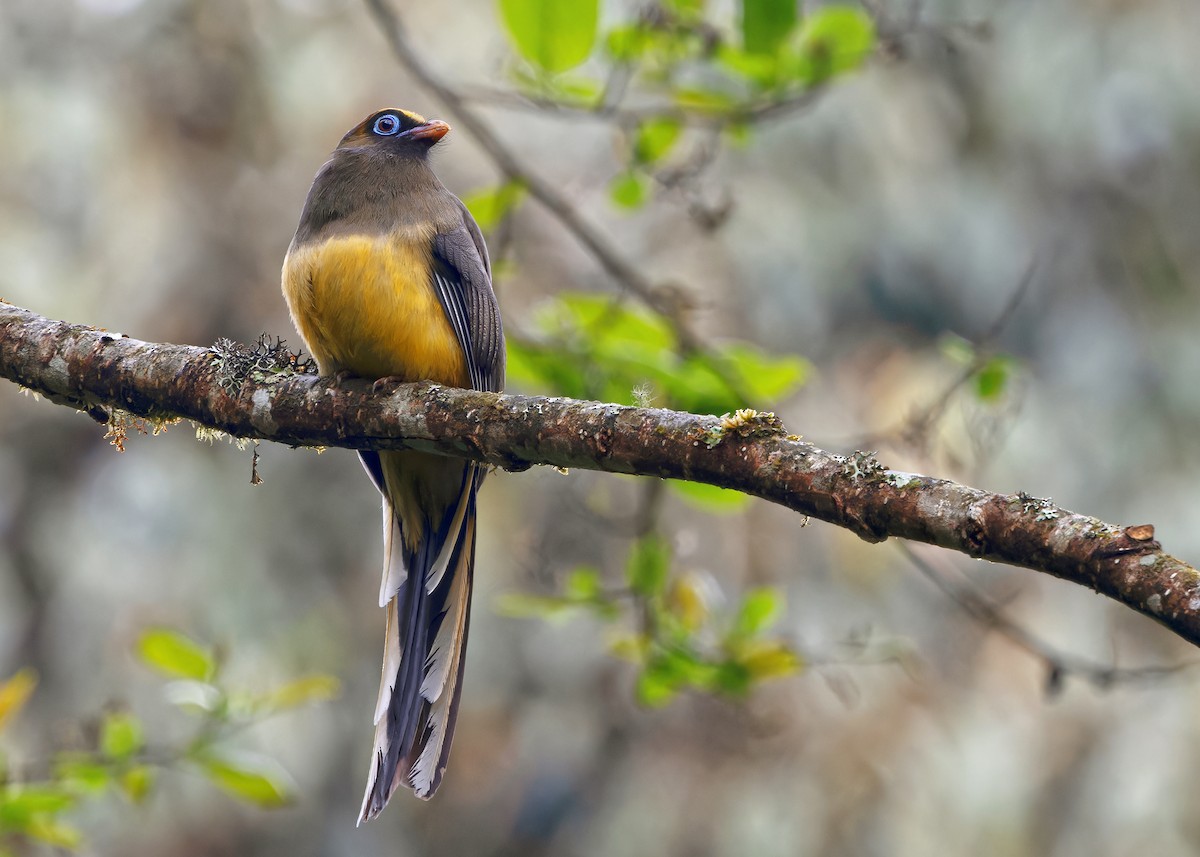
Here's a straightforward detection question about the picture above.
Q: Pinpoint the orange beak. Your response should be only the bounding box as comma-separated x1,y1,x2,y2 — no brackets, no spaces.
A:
404,119,450,142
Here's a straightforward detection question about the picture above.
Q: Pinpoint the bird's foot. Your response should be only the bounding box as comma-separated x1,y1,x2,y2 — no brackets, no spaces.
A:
330,369,357,388
371,375,407,395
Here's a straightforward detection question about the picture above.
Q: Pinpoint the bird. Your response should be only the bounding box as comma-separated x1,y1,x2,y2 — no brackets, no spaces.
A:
280,108,504,822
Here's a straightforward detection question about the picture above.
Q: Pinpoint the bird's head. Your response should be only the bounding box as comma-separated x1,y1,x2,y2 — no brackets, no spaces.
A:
338,108,450,156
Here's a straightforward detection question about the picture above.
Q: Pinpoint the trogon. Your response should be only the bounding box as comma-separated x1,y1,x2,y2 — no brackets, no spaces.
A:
282,108,504,822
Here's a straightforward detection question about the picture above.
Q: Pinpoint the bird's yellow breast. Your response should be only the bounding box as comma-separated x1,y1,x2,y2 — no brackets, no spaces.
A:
282,230,468,386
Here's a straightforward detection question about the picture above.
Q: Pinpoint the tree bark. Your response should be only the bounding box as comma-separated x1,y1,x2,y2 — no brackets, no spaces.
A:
3,300,1198,648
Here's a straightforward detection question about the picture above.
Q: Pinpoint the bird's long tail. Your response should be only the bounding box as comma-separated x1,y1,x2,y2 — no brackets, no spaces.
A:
357,450,478,823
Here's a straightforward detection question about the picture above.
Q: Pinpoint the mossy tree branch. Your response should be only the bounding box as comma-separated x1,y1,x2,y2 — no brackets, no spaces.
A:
3,300,1199,649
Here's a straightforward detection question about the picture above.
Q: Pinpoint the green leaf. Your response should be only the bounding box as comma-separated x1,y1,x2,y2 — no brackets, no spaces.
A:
667,345,809,415
544,75,604,104
605,25,652,62
0,785,77,829
562,567,622,619
723,344,810,402
1,786,76,815
733,588,783,637
499,0,599,73
939,333,975,365
636,666,680,708
566,294,674,350
627,534,671,597
672,86,738,112
665,0,705,18
55,757,112,794
608,21,707,69
101,711,143,760
506,292,808,412
565,566,603,601
717,45,783,88
462,181,526,232
975,356,1012,402
725,121,754,147
669,480,750,513
793,6,875,83
743,0,798,55
197,753,294,809
610,171,650,210
137,628,216,682
712,660,753,696
633,117,683,165
661,645,721,688
504,336,588,398
25,816,82,849
635,646,716,707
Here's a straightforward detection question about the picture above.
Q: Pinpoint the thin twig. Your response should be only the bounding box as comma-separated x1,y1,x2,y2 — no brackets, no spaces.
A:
456,84,825,127
898,542,1198,690
904,258,1037,442
850,258,1038,451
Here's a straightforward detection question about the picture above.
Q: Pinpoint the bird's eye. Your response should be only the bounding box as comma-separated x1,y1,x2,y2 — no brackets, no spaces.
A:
373,115,400,136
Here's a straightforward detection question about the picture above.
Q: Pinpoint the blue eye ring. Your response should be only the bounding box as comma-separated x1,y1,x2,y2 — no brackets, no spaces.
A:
373,114,401,136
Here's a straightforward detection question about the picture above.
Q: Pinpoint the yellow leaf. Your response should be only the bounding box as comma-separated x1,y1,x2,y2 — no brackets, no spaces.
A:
258,674,341,712
667,573,713,631
120,766,155,804
739,641,802,680
607,632,650,663
198,753,294,808
0,668,37,732
26,816,82,849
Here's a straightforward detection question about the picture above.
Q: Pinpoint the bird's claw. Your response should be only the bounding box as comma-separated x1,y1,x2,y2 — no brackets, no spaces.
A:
372,375,406,395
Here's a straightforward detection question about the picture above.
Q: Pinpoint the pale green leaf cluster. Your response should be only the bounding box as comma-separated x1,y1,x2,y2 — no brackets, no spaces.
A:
490,1,877,215
498,535,802,709
0,629,339,853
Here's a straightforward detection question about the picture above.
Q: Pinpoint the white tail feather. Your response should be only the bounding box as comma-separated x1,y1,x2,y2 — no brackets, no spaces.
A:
410,524,474,795
419,531,471,702
358,749,383,826
423,477,472,595
378,500,408,608
372,598,403,724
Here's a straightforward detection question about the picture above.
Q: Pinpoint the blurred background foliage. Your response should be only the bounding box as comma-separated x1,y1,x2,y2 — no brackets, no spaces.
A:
3,0,1200,854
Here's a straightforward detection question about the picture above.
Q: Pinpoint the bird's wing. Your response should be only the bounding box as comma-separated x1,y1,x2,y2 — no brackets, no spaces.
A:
357,205,502,497
430,207,505,394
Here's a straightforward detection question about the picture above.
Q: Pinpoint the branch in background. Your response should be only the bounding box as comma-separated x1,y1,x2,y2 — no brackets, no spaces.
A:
3,302,1199,651
898,543,1197,689
846,259,1038,454
454,84,824,128
897,259,1037,446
